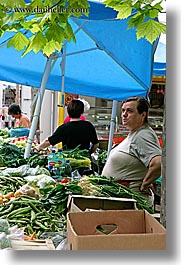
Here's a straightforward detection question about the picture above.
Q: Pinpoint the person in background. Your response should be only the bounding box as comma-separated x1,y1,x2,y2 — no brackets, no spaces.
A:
35,99,99,154
64,97,90,123
101,96,162,207
8,104,30,128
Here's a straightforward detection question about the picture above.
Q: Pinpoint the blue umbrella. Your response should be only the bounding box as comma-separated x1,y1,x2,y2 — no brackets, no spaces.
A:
0,1,160,156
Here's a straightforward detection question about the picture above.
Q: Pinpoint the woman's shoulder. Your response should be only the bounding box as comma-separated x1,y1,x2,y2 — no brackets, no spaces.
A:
21,114,29,120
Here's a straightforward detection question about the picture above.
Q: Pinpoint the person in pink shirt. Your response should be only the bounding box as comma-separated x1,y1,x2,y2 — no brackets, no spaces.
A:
64,114,86,123
64,97,90,124
8,104,30,128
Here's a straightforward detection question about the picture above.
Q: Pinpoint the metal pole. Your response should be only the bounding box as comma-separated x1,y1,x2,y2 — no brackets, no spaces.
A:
107,100,118,158
57,41,67,149
24,56,55,158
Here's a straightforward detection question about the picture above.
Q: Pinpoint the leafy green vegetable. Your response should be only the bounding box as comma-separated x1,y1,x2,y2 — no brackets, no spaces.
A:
78,175,154,214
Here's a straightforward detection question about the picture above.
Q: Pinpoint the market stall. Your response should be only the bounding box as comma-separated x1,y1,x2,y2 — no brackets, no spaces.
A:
0,0,166,250
0,131,165,250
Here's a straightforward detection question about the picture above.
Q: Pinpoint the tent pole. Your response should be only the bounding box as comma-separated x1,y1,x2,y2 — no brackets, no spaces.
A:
57,41,66,149
107,100,118,158
24,56,55,158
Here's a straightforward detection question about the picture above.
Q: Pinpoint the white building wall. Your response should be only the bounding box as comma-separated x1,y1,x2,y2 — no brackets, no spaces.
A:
21,85,32,118
40,90,58,142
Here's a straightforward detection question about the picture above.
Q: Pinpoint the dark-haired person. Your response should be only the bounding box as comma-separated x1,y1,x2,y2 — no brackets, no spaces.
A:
102,97,162,207
35,99,99,154
8,104,30,128
64,97,90,123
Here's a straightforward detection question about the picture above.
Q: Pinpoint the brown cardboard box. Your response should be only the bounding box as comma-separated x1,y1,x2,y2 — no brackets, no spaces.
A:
67,210,166,250
67,194,137,212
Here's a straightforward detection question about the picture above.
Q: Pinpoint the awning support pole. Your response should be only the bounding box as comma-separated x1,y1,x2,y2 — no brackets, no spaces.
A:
107,100,118,158
24,55,56,158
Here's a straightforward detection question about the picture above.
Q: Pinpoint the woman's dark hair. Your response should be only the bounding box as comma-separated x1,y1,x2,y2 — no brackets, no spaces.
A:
67,99,84,118
8,104,22,115
122,96,150,123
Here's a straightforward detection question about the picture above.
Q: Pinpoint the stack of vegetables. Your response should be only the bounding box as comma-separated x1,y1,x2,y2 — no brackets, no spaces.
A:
62,146,91,171
0,164,83,239
0,141,155,245
0,128,10,141
0,142,48,168
0,167,154,235
77,175,154,213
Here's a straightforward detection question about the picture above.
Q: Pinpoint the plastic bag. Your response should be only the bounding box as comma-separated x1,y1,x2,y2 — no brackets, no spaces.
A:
0,232,11,249
24,174,56,188
71,170,82,181
0,218,10,234
40,231,66,248
10,128,30,137
56,238,68,250
14,184,40,199
1,164,30,177
26,165,41,176
26,166,51,176
7,225,24,240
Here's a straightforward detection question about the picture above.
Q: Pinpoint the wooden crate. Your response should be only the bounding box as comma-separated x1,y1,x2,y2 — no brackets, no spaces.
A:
10,239,55,250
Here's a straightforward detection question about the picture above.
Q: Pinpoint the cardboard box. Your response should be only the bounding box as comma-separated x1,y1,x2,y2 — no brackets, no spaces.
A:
67,210,166,250
67,195,137,212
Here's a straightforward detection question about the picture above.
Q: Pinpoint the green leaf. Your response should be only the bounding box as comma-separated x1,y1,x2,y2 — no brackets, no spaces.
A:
30,31,47,53
127,12,145,28
29,0,44,11
103,0,120,7
64,22,76,42
43,39,62,57
149,9,159,18
45,24,64,43
115,3,133,19
29,22,41,33
1,0,26,8
2,12,15,26
7,31,29,50
153,2,163,12
21,20,33,30
22,32,46,56
136,20,166,43
0,28,5,37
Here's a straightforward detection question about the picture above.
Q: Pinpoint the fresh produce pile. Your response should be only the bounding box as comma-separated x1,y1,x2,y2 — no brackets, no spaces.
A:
0,167,83,238
62,145,91,159
62,145,91,171
0,128,10,139
0,142,48,168
0,173,154,241
97,149,108,174
78,175,154,214
0,139,155,247
0,195,67,238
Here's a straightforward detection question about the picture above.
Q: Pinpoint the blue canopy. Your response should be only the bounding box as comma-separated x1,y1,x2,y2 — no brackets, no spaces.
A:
0,1,163,101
